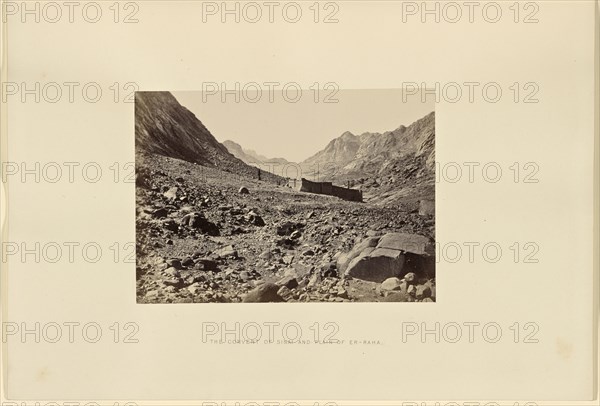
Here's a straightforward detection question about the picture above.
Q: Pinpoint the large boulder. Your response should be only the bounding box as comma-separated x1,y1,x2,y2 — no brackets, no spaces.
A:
339,233,434,283
345,248,405,282
276,221,304,236
376,233,434,256
337,236,380,272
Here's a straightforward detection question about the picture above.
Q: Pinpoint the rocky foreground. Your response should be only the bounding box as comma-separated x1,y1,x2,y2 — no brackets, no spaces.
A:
136,152,436,303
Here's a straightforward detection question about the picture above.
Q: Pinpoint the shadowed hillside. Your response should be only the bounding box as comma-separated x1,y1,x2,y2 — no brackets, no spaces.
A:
135,91,282,184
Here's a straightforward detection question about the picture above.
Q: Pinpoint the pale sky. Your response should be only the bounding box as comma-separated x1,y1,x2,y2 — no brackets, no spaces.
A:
173,90,434,162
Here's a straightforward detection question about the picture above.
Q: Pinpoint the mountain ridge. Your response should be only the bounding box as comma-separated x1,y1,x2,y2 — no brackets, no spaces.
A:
218,111,435,205
135,91,281,183
299,111,435,204
300,112,434,177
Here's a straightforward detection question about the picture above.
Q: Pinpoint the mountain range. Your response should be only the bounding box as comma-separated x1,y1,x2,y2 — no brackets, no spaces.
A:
222,140,291,167
223,112,435,204
300,112,435,181
136,91,434,204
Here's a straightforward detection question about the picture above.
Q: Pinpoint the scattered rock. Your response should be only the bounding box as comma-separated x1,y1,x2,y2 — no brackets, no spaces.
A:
418,199,435,216
196,258,218,271
215,245,237,258
249,213,265,226
146,290,159,298
336,288,349,299
187,284,202,294
152,207,168,218
242,283,285,303
381,277,403,292
426,281,436,299
166,258,182,269
163,187,178,200
277,221,303,236
415,285,432,299
276,275,298,289
181,212,220,236
382,291,410,302
161,219,179,232
292,262,311,277
259,250,272,260
307,273,321,288
163,277,183,287
276,238,296,249
164,267,180,277
277,286,293,301
321,261,338,278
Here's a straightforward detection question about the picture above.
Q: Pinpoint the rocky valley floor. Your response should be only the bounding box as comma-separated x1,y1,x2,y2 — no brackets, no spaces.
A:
136,153,436,303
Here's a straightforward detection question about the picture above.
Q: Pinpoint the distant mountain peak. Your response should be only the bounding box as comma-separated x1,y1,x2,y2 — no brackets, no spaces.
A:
223,140,292,167
299,111,435,204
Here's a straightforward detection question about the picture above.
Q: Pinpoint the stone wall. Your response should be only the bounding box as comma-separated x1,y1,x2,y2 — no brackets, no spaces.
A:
332,185,363,202
299,178,362,202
